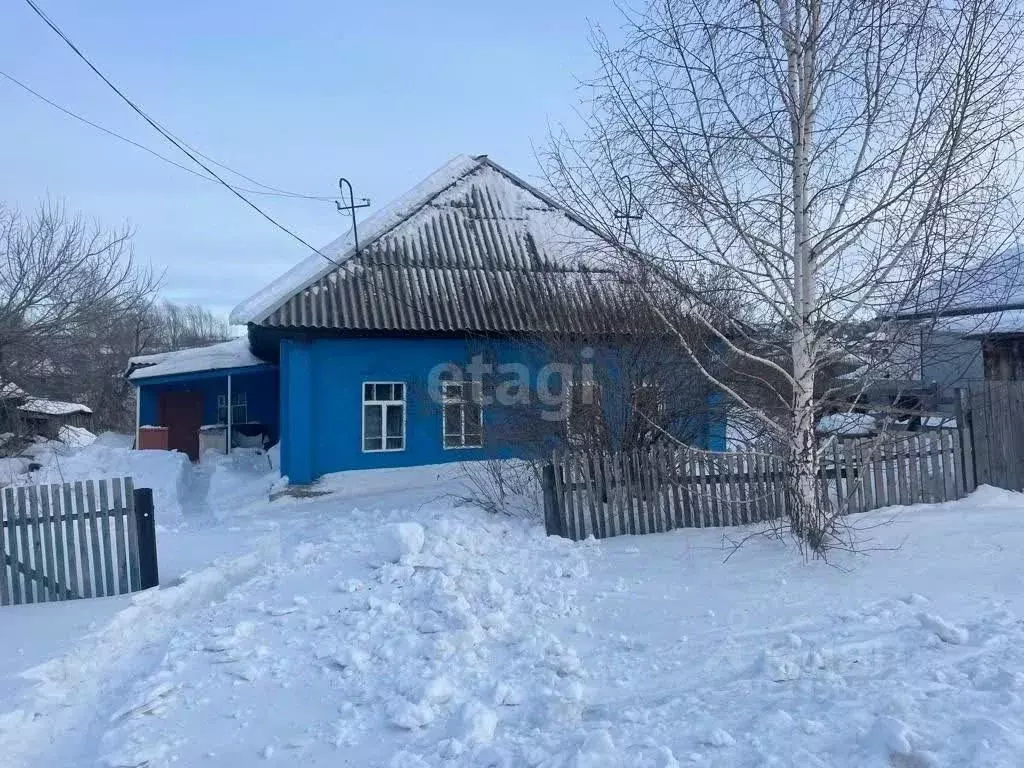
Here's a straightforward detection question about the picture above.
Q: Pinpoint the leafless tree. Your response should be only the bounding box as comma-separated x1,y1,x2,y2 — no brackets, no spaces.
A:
158,300,232,350
0,202,159,434
544,0,1024,554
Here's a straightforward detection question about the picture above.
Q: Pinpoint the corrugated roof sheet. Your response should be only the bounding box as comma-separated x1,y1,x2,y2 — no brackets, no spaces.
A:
245,155,638,334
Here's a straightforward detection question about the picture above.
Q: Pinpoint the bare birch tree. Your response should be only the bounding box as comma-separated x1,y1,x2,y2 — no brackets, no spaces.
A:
544,0,1024,553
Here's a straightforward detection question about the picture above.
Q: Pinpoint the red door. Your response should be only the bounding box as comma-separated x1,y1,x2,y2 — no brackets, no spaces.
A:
158,391,204,461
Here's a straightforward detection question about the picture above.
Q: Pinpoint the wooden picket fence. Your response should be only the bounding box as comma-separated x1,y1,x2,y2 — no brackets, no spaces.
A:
543,429,972,540
0,478,159,606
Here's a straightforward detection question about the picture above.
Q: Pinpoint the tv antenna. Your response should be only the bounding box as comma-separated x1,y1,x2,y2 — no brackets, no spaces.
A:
612,175,642,242
337,177,371,255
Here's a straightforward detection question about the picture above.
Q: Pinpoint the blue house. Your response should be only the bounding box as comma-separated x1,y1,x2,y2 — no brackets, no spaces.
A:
131,155,725,483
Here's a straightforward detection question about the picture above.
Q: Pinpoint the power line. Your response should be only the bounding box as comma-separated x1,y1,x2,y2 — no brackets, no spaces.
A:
22,0,343,268
21,0,478,336
21,0,678,447
0,69,338,202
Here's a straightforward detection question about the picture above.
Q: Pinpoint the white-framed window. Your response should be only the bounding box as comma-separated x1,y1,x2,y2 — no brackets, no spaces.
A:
441,379,483,449
363,382,406,452
217,392,248,424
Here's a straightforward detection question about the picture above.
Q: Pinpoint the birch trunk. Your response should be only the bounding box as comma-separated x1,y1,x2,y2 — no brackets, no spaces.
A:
785,0,827,551
789,333,826,551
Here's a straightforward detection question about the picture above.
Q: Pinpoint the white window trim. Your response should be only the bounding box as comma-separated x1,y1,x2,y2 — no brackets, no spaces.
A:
441,380,483,450
362,381,407,453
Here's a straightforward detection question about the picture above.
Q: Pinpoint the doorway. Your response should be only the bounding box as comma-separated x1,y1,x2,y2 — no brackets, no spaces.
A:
158,391,203,461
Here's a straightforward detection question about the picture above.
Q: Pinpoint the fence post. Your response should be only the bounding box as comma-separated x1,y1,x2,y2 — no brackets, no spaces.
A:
542,463,563,537
954,387,976,493
133,488,159,589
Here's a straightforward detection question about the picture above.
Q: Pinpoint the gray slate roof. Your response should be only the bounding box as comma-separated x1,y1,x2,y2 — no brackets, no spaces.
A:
233,155,635,335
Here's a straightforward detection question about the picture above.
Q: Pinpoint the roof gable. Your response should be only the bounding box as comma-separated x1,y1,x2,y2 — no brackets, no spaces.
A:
231,155,627,334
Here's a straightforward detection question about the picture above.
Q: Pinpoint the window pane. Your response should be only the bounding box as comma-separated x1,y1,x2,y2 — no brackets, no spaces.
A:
364,436,383,451
364,404,382,439
393,383,404,401
465,402,482,446
442,382,461,402
385,435,404,450
443,403,462,436
385,404,404,440
364,383,373,401
444,433,462,448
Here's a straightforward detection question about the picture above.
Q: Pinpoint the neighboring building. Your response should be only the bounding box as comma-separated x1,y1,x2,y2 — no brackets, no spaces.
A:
16,398,93,438
888,249,1024,395
129,155,726,481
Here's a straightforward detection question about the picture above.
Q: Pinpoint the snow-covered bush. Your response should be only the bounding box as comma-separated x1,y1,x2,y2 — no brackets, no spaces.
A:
449,459,543,519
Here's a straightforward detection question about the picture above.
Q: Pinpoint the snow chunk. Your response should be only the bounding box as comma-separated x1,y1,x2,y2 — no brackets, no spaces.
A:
375,522,425,563
388,697,435,730
455,700,498,745
918,612,969,644
864,716,916,757
703,728,736,748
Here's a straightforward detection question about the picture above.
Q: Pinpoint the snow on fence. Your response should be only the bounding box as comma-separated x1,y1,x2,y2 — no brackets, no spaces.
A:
0,478,159,606
542,430,973,541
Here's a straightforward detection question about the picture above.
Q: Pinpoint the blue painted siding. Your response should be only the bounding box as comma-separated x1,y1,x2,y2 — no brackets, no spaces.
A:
279,336,725,483
137,367,279,443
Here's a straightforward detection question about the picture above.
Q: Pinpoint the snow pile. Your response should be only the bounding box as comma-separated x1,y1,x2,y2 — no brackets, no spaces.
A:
203,449,277,512
58,425,96,449
16,435,191,524
374,522,425,563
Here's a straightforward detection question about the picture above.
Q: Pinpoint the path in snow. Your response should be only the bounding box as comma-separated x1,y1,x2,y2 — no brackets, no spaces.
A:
4,462,1024,767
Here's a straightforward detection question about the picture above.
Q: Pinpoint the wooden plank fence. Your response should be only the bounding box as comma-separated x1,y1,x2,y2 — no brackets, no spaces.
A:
543,430,973,541
960,381,1024,491
0,478,159,606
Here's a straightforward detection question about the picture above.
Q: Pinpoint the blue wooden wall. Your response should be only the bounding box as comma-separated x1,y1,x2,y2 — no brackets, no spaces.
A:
279,337,725,484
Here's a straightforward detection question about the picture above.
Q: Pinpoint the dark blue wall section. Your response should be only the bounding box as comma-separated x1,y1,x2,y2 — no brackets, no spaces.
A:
137,366,279,445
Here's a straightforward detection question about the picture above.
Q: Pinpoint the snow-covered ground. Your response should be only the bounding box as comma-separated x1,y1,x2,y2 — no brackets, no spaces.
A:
2,440,1024,767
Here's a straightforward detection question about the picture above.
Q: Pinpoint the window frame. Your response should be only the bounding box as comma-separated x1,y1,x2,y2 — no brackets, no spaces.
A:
441,379,483,450
217,392,248,425
362,381,407,453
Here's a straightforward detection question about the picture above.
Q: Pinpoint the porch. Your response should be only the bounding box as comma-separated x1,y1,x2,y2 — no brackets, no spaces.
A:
128,339,278,461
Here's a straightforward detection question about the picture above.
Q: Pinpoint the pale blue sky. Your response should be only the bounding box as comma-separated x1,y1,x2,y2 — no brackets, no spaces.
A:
0,1,618,318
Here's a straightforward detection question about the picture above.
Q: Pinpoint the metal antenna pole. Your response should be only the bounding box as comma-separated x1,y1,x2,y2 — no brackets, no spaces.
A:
612,175,642,243
337,177,371,255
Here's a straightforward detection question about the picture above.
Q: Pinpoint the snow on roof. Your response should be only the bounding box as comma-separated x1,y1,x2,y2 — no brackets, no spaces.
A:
128,337,268,381
817,412,876,436
0,381,26,400
18,398,92,416
230,154,485,325
934,308,1024,336
891,247,1024,321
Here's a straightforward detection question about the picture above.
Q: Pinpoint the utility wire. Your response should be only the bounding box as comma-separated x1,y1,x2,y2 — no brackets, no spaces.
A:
0,69,338,202
23,0,344,270
20,0,470,334
22,0,685,448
